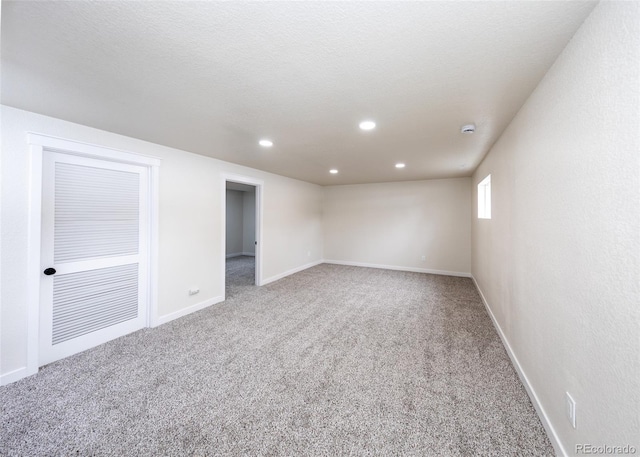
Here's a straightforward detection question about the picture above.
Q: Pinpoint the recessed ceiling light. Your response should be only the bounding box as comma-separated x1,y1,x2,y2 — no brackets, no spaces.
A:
259,139,273,147
395,163,406,169
329,169,339,174
359,120,376,131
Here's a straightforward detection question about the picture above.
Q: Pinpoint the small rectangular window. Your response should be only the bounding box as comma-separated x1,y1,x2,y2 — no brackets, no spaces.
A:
478,174,491,219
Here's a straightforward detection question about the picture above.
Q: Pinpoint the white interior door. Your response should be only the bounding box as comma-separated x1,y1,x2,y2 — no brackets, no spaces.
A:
39,151,149,365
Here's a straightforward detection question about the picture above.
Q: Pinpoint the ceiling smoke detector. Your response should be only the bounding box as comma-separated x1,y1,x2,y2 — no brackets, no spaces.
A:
461,124,476,134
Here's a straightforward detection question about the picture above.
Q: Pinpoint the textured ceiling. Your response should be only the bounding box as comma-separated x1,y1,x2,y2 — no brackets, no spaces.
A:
1,1,596,185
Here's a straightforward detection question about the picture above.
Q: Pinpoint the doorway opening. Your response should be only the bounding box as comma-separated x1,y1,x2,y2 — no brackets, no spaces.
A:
222,175,263,300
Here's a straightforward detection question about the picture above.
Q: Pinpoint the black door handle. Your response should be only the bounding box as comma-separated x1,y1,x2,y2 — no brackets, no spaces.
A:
43,268,56,276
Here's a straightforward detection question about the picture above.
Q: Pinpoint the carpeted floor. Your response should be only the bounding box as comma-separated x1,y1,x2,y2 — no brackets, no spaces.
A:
0,259,553,456
225,255,257,299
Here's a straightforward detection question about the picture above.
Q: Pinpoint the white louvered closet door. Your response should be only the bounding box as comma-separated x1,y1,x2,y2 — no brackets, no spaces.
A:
40,151,149,366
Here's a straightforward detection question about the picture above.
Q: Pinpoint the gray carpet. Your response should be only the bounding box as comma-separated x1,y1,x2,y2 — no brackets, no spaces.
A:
0,260,554,456
225,255,257,299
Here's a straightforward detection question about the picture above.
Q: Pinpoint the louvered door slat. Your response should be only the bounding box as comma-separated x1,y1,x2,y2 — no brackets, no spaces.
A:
54,163,139,263
52,264,139,345
54,302,137,329
54,287,138,315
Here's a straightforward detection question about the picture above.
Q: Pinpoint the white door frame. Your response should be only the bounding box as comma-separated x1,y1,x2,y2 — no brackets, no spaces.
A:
221,173,264,297
26,133,161,377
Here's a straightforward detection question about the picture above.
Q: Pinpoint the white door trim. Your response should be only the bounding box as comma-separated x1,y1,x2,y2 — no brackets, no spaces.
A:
26,133,161,377
221,173,264,298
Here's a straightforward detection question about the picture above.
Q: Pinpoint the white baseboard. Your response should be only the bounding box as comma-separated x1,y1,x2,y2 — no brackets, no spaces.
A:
323,259,471,278
241,252,255,257
471,276,566,457
261,260,323,285
0,366,30,386
154,295,224,327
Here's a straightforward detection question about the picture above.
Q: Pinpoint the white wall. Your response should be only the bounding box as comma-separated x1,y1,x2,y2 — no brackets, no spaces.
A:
0,105,323,382
261,178,323,281
242,190,256,255
225,190,244,256
472,2,639,454
323,178,471,276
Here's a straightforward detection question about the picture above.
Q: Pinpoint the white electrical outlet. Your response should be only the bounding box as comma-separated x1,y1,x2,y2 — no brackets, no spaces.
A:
307,251,311,257
188,288,200,296
565,392,576,429
421,255,426,261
